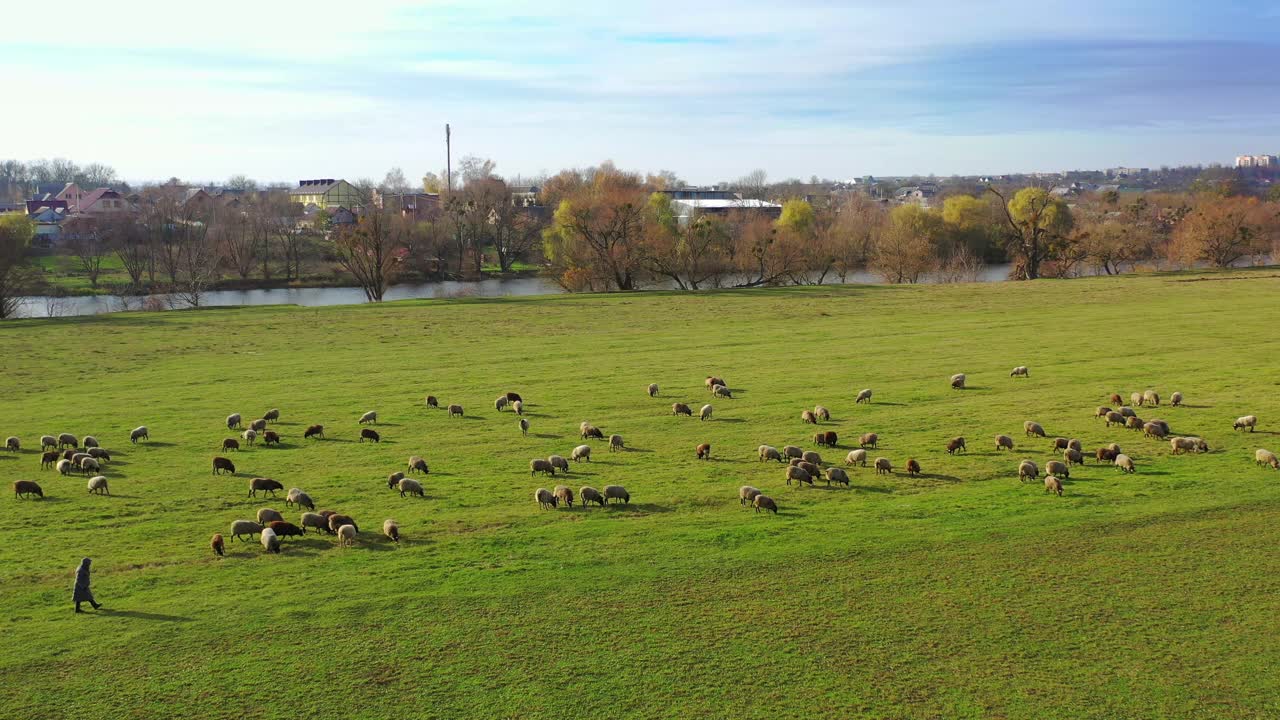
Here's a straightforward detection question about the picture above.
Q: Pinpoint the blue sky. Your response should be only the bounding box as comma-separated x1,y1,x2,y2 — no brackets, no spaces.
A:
4,0,1279,185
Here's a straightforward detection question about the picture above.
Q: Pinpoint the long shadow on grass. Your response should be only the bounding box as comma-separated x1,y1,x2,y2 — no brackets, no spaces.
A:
849,484,892,493
136,441,177,447
99,609,193,623
916,473,963,483
714,418,747,424
529,433,561,440
591,503,673,514
622,447,655,453
864,401,907,406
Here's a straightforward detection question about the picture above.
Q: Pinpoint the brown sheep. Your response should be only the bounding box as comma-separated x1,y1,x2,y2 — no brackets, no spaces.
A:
823,431,838,447
705,376,724,390
874,457,892,474
248,477,284,498
530,459,555,476
950,373,966,389
41,451,58,469
1095,406,1113,420
13,480,43,499
1044,476,1063,496
801,410,818,424
696,443,711,460
212,456,236,475
672,403,693,417
267,521,305,540
408,456,430,474
328,514,358,534
264,408,280,423
905,459,920,477
753,495,778,514
785,465,813,487
1067,439,1083,452
448,404,464,417
647,383,659,397
257,508,284,525
250,418,268,432
1125,416,1144,431
582,426,605,440
1143,422,1168,439
798,461,821,479
263,430,281,446
221,438,240,452
1109,393,1123,406
211,533,224,556
553,485,574,507
1104,411,1125,427
304,424,325,440
1045,460,1069,479
813,431,827,446
1018,460,1039,482
1024,421,1046,438
859,432,878,449
802,450,822,465
360,428,381,443
1063,448,1085,465
1051,437,1069,452
1096,447,1117,463
814,405,830,422
425,395,439,408
946,437,966,455
506,392,523,403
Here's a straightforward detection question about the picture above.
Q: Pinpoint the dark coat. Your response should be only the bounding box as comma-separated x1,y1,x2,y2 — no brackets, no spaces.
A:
73,558,95,603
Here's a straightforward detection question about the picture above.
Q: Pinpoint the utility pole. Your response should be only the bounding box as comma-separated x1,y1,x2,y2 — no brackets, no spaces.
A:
445,123,452,194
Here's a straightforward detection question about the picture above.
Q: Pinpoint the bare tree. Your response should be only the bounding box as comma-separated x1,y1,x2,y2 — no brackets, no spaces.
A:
491,202,545,272
62,215,111,289
170,220,219,308
214,207,255,279
108,214,149,287
333,208,406,302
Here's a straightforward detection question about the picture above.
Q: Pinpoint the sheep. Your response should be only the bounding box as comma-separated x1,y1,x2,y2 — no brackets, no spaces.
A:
672,403,692,417
243,429,259,445
263,408,280,423
1096,447,1117,463
874,457,892,475
396,478,425,498
268,521,304,541
786,466,813,486
845,449,868,466
1148,419,1171,435
71,451,90,465
700,404,713,421
906,459,920,477
814,405,830,422
56,459,73,476
506,392,523,403
227,413,242,430
1095,406,1113,420
212,456,236,475
388,471,405,485
40,435,57,450
1143,422,1168,439
1045,460,1069,479
495,395,509,412
257,508,284,525
1104,411,1126,427
519,418,530,436
1106,442,1122,455
582,426,607,441
1255,449,1279,469
713,385,732,399
856,388,873,404
1067,439,1083,452
783,445,803,459
13,480,43,499
1044,476,1063,496
222,438,241,452
859,433,879,449
549,455,569,474
1234,415,1258,432
41,451,58,469
1109,393,1123,406
1171,392,1183,407
300,513,329,534
799,452,821,467
229,520,263,542
513,400,524,415
1063,448,1085,466
1131,392,1144,407
995,435,1015,451
548,485,573,508
705,376,725,390
304,424,324,440
1119,406,1137,418
609,434,625,452
798,461,822,478
448,404,464,418
572,445,591,462
359,411,377,424
1144,390,1160,407
1114,454,1136,473
814,431,829,447
647,383,659,397
286,489,315,511
696,443,711,460
739,485,763,506
758,445,783,463
425,395,439,408
603,485,630,504
58,433,78,449
1126,416,1145,431
329,514,358,534
1189,437,1210,453
753,495,778,514
360,428,381,443
261,430,281,446
945,437,966,455
82,436,98,449
1024,421,1046,438
801,410,817,424
1010,366,1029,378
211,534,224,556
249,477,284,498
950,373,966,389
336,524,357,547
87,447,111,462
249,419,267,433
530,459,556,476
75,457,99,476
825,467,850,487
1018,460,1039,482
823,431,838,447
1052,437,1069,452
383,519,401,543
130,426,148,443
580,486,605,508
407,455,430,474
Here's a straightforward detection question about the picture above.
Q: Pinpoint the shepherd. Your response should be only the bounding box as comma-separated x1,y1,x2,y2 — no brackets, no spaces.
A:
73,558,102,613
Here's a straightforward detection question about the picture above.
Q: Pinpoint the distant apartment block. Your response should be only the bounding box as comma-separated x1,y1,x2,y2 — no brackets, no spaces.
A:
289,179,364,209
1235,155,1278,168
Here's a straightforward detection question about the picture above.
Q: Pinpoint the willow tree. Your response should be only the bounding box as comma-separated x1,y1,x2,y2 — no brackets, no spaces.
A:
0,213,35,318
542,166,648,291
987,186,1073,280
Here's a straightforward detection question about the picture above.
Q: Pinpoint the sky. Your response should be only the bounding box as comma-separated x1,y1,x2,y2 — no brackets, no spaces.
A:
4,0,1280,185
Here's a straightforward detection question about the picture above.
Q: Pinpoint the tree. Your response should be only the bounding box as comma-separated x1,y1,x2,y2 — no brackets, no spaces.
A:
735,169,769,200
381,167,411,194
62,215,112,288
421,172,444,194
170,220,219,308
226,175,258,192
106,213,148,286
333,208,406,302
457,156,497,188
0,213,36,318
775,199,815,235
542,166,648,291
214,207,255,279
490,196,546,273
987,187,1073,280
870,205,943,283
828,195,884,281
641,193,730,290
1168,196,1275,268
1078,219,1153,275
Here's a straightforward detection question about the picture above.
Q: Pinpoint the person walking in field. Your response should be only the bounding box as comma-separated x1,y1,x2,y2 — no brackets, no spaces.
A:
73,558,102,613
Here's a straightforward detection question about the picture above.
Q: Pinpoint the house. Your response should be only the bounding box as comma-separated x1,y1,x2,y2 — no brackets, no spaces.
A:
26,198,68,215
75,188,133,216
659,187,740,201
28,205,68,247
289,179,363,210
55,182,87,211
386,193,440,221
894,185,938,208
180,188,211,207
670,197,782,224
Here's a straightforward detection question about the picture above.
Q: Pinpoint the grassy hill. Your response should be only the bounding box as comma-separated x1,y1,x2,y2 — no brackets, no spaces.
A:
2,271,1279,719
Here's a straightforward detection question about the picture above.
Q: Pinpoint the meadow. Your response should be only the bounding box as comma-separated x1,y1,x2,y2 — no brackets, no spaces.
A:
2,270,1279,719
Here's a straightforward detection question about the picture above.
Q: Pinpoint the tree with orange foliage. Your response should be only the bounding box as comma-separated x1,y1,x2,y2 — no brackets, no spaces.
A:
1168,196,1277,268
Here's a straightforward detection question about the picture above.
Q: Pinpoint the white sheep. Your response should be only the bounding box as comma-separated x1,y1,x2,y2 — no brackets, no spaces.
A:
535,488,558,509
856,389,872,404
700,404,713,421
383,519,400,543
5,436,18,452
825,467,850,486
495,395,509,411
359,410,377,424
1170,392,1183,407
300,513,328,534
260,527,281,553
845,449,867,466
250,418,267,432
572,445,591,462
242,429,257,445
549,455,570,473
229,520,263,541
1018,460,1039,482
79,457,100,475
519,418,530,436
86,476,109,495
758,445,783,463
226,413,242,429
814,405,830,421
56,459,73,476
603,485,630,504
396,478,425,498
1010,366,1029,378
713,385,732,399
950,373,966,389
609,434,624,451
1114,454,1135,473
1255,449,1279,469
1234,415,1258,432
739,485,762,506
337,524,357,547
647,383,659,397
513,400,524,415
1024,421,1046,438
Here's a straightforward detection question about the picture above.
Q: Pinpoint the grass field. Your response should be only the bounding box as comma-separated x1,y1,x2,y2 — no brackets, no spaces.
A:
3,271,1280,719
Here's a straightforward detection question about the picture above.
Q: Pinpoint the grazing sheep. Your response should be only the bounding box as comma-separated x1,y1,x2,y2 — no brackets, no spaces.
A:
212,456,236,475
603,485,630,504
1234,415,1258,432
672,403,692,417
513,400,524,415
249,477,284,498
87,447,111,462
257,508,284,525
40,435,57,451
705,376,724,390
229,520,263,542
383,519,401,543
1045,460,1069,478
814,431,828,446
758,445,783,463
845,449,868,466
696,443,711,460
801,451,821,466
408,456,430,474
1144,390,1160,407
211,533,224,556
336,524,357,547
519,418,530,436
825,467,850,486
874,457,892,475
286,489,315,511
425,395,439,408
1171,392,1183,407
1067,439,1082,452
995,435,1015,451
859,433,878,449
1190,437,1210,453
549,455,570,474
304,424,324,440
13,480,43,499
1095,406,1113,420
300,513,329,534
786,465,813,486
739,485,763,506
495,395,509,412
263,408,280,423
1131,392,1144,407
1045,476,1063,496
226,413,242,430
263,430,281,446
56,459,72,476
572,445,591,462
580,486,605,508
1125,416,1145,431
950,373,966,389
3,437,16,453
609,434,624,452
396,478,425,498
506,392,523,403
582,426,606,440
801,410,817,424
249,419,267,433
130,426,148,443
814,406,830,422
41,451,58,469
553,485,574,507
58,433,78,449
1106,443,1122,455
1114,454,1135,473
945,437,966,455
243,429,259,444
82,436,98,449
530,459,556,476
1104,411,1126,427
1018,460,1039,482
856,388,873,404
1024,421,1046,438
1010,366,1030,378
78,457,100,476
647,383,659,397
700,404,713,421
713,385,732,399
906,459,920,477
448,404,464,418
1143,422,1168,439
1109,393,1123,406
1148,419,1171,435
1119,406,1137,418
1052,437,1069,452
328,514,358,534
1255,449,1279,469
359,428,381,443
268,521,304,541
359,411,377,424
798,461,822,479
1096,447,1117,463
753,495,778,514
823,431,838,447
783,445,803,459
388,471,405,486
1064,448,1085,466
222,438,240,452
